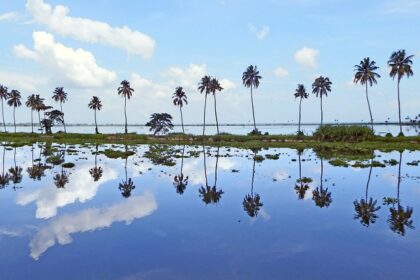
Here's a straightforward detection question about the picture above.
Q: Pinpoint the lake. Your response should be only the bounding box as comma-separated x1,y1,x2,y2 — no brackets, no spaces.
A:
0,143,419,279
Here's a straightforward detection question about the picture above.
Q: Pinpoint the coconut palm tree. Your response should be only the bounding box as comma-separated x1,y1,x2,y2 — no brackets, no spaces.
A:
173,145,189,194
242,65,262,133
388,50,414,136
198,76,211,136
209,78,223,134
199,146,224,204
54,171,69,188
243,151,263,217
8,148,22,189
27,144,47,181
294,84,309,135
0,85,9,132
172,87,188,134
34,95,45,133
117,80,134,134
353,162,381,226
119,151,135,198
353,58,381,130
7,90,22,133
294,149,312,200
88,96,102,134
0,146,9,189
26,94,38,133
312,76,332,127
312,158,332,208
52,87,68,133
89,145,103,182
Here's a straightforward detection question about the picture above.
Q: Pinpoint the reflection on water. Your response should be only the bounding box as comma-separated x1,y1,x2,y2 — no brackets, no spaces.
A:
0,143,419,279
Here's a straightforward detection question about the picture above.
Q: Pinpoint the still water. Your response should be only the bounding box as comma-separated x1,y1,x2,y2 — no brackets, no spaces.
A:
0,144,419,279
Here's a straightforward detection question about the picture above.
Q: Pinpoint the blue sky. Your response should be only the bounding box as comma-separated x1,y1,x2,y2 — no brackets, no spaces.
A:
0,0,419,125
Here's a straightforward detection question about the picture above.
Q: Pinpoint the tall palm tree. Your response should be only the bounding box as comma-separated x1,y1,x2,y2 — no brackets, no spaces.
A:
210,78,223,134
294,84,309,134
0,146,9,189
198,76,211,136
26,94,38,133
0,85,9,132
199,146,224,204
243,151,263,217
312,76,332,127
89,145,103,182
173,145,189,194
388,50,414,136
172,87,188,134
8,147,23,189
294,149,312,200
88,96,102,134
27,144,47,181
52,87,68,133
117,80,134,134
312,158,332,208
242,65,262,133
34,95,45,134
354,58,381,130
119,149,135,198
7,90,22,133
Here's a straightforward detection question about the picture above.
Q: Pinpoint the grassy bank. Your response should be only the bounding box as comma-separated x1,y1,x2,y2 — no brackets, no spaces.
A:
0,132,419,151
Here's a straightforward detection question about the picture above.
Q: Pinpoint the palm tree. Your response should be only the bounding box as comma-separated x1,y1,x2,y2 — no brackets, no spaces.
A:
294,84,309,134
117,80,134,134
0,85,9,132
242,65,262,133
173,145,189,194
34,95,45,133
312,158,332,208
52,87,68,133
0,146,9,189
294,149,312,200
199,146,224,204
209,78,223,134
27,144,47,181
243,152,263,217
353,58,381,130
119,152,135,198
7,90,22,133
26,94,38,133
88,96,102,134
388,50,414,136
312,76,332,127
8,148,23,189
89,145,103,182
172,87,188,134
54,171,69,188
353,162,381,226
198,76,211,136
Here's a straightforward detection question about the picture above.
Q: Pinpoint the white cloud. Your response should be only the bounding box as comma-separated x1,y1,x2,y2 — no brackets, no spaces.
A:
26,0,155,58
30,192,157,260
130,73,170,98
249,24,270,40
14,31,117,88
294,47,320,68
166,64,207,90
0,12,18,21
273,170,289,181
0,71,46,92
273,67,289,78
220,79,237,91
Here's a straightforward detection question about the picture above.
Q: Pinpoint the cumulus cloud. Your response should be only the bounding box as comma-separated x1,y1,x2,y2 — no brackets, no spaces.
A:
130,73,170,98
273,67,289,78
0,12,18,21
166,64,207,90
14,31,117,88
294,47,320,68
26,0,155,58
220,79,237,91
30,192,157,260
0,71,46,92
249,24,270,40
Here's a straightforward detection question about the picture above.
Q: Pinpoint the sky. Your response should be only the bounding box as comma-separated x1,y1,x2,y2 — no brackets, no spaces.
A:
0,0,419,125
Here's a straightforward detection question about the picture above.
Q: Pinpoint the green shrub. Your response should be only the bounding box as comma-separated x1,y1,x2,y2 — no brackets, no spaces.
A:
313,125,374,141
62,162,75,168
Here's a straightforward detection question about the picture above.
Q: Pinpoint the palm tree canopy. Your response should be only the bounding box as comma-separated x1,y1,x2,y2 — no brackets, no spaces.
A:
198,75,212,95
0,85,9,100
210,78,223,95
117,80,134,99
312,76,332,98
26,94,38,109
34,95,46,112
172,87,188,107
52,87,68,103
242,65,262,88
294,84,309,99
88,96,102,111
353,198,381,227
243,193,263,217
388,205,414,236
354,57,381,87
388,50,414,81
7,90,22,107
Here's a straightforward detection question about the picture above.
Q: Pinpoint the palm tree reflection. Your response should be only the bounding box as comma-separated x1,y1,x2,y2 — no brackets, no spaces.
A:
294,149,312,200
54,144,68,188
387,151,414,236
353,161,380,226
199,146,224,204
89,144,103,182
173,145,189,194
0,146,9,188
242,150,263,217
8,147,22,189
312,158,332,208
119,146,135,198
27,144,48,181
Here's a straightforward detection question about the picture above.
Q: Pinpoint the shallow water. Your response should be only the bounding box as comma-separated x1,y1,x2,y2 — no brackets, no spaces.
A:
0,144,419,279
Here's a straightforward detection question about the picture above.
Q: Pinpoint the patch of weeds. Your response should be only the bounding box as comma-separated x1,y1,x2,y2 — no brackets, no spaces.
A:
407,160,419,166
231,169,240,173
253,155,265,162
328,159,349,167
46,155,64,165
297,177,313,183
371,161,386,168
62,162,75,168
265,153,280,160
384,159,398,166
101,149,135,159
383,197,399,206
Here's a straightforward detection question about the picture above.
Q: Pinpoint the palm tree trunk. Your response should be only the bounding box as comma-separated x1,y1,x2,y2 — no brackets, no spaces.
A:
397,151,402,206
179,106,185,134
38,111,43,134
124,96,128,134
202,94,208,136
365,83,373,130
298,97,302,133
94,109,98,134
320,158,324,188
213,94,219,134
31,109,34,133
180,145,185,174
250,86,257,131
320,95,323,127
1,99,6,132
251,156,256,196
366,162,373,201
214,147,220,186
298,151,302,181
203,145,208,186
13,107,16,133
397,79,402,134
60,102,66,133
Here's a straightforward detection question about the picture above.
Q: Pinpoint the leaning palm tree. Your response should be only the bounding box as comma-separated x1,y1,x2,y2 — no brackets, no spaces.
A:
0,85,9,132
172,87,188,134
52,87,68,133
210,78,223,134
312,76,332,127
294,84,309,135
117,80,134,134
242,65,262,133
88,96,102,134
388,50,414,136
354,58,381,130
243,152,263,217
34,95,45,133
26,94,38,133
7,90,22,133
198,76,212,136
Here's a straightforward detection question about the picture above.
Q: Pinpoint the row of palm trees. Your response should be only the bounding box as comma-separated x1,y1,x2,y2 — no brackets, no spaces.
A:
0,49,414,135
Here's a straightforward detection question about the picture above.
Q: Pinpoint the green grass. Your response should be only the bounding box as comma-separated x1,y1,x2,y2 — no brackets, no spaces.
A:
313,125,374,141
